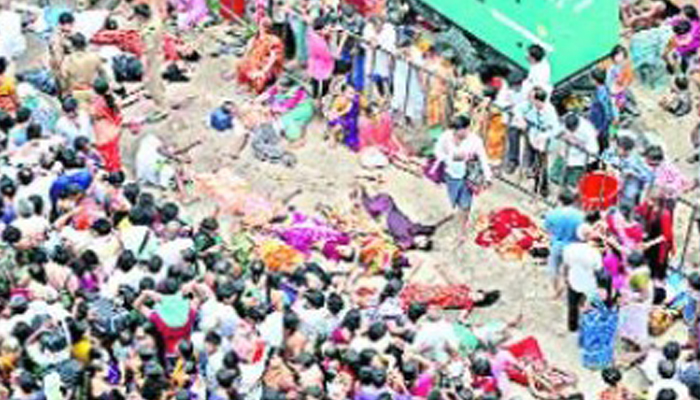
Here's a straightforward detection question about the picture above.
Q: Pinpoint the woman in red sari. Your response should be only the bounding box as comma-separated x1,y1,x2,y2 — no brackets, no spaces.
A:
636,189,675,287
237,18,284,94
90,78,124,172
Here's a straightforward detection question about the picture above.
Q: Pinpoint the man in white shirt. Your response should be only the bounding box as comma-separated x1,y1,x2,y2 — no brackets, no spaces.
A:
372,17,396,97
558,113,599,188
562,224,603,332
433,115,492,239
0,0,27,61
55,97,93,147
513,87,560,196
522,44,552,95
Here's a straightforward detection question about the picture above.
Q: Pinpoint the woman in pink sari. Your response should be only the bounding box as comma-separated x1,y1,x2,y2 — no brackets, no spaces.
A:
307,19,335,99
173,0,208,30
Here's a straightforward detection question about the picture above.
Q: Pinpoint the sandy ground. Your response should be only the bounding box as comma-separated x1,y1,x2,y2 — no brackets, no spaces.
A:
11,2,700,396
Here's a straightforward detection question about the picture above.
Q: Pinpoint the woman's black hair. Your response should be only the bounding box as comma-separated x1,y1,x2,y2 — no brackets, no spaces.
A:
160,277,180,295
610,44,628,59
81,250,100,268
94,78,118,113
116,250,137,273
684,5,700,21
129,206,153,226
663,341,682,361
106,171,126,187
12,322,34,345
0,57,7,75
675,75,690,90
160,202,179,224
0,111,14,133
123,183,140,205
223,350,239,370
26,123,43,141
15,107,32,124
0,177,16,198
18,371,37,393
283,311,300,331
471,358,492,377
139,277,156,292
371,368,387,387
304,290,325,309
17,168,34,186
341,309,361,332
70,33,88,51
92,218,112,236
601,367,622,386
133,3,152,20
216,369,238,389
407,302,426,323
527,44,545,62
327,292,344,315
2,225,21,244
450,115,470,130
58,12,75,25
674,20,692,35
591,67,607,84
367,322,387,342
62,96,79,113
358,366,374,385
645,145,665,163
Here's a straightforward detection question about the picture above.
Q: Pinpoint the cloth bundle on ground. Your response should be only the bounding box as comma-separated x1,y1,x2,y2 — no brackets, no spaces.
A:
257,239,305,274
91,29,182,61
505,336,578,395
112,54,144,83
475,208,544,261
399,283,474,310
194,169,281,227
251,122,297,167
274,212,351,261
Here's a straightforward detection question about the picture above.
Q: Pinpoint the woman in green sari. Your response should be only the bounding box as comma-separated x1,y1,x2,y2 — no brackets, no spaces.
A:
260,76,315,145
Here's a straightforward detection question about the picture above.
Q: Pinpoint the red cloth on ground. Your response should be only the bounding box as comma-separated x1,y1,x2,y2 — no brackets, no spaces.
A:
149,309,197,355
91,29,181,61
475,208,536,248
399,283,473,310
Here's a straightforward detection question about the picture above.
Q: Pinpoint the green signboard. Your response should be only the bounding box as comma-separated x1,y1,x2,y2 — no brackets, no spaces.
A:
421,0,620,84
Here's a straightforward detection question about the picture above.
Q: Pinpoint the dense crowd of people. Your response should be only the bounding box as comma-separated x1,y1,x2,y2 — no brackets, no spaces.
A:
0,0,698,399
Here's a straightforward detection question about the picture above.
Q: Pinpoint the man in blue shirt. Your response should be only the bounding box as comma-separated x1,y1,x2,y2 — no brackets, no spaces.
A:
544,190,585,298
601,135,652,207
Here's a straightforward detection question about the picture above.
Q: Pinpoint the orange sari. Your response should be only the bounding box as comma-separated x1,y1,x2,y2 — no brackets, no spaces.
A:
238,33,284,94
0,75,19,114
426,60,451,127
91,96,124,172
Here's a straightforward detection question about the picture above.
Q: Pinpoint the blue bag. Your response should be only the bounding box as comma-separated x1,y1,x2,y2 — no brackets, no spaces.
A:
209,107,233,131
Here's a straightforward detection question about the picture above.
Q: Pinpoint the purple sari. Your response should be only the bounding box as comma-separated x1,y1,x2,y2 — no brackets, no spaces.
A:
329,94,361,151
276,212,351,261
362,192,435,249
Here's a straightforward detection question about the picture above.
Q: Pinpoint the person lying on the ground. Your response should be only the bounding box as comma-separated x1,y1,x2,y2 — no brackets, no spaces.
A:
257,75,314,148
659,75,693,116
354,182,449,251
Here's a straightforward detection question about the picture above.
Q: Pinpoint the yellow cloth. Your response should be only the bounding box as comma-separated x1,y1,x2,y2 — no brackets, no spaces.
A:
72,338,92,363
